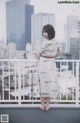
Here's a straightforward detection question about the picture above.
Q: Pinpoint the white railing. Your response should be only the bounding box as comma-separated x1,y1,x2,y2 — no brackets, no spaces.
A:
0,59,80,107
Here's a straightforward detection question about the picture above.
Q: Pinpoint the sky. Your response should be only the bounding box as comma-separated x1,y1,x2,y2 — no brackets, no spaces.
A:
0,0,80,43
0,0,6,43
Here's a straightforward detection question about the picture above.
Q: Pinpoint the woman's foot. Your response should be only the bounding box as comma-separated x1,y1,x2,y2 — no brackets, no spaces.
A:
45,105,50,111
40,105,45,110
45,97,50,111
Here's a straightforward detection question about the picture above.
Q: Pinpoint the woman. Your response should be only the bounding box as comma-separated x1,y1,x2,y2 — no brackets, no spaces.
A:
37,24,62,111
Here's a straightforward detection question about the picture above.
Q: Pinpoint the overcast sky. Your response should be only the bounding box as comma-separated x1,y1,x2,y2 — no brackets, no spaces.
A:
0,0,80,43
0,0,6,43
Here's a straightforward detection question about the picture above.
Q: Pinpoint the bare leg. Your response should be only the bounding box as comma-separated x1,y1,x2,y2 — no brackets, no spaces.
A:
45,97,50,111
40,95,46,110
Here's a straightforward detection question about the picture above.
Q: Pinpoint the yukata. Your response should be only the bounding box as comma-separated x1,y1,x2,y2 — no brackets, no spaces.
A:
37,38,60,99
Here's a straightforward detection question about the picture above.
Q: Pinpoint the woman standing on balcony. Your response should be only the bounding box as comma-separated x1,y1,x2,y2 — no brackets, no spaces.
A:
37,24,62,111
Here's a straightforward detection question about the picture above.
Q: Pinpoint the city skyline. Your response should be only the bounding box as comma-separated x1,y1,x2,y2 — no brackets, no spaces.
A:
0,0,80,44
30,0,80,42
0,0,80,59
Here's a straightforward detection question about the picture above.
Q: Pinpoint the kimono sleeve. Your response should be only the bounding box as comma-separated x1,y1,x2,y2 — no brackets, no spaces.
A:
52,41,60,56
37,41,48,54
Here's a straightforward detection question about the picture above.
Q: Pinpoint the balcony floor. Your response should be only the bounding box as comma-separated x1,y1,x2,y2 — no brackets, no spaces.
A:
0,107,80,123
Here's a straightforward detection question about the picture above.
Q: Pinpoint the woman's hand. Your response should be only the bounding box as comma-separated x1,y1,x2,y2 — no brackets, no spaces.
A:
57,48,63,56
36,52,42,60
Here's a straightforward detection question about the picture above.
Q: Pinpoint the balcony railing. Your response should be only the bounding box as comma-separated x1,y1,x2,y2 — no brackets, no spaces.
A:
0,59,80,107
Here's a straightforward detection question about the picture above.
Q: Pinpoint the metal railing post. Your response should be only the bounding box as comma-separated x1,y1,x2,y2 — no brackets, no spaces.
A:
76,61,79,106
18,62,21,106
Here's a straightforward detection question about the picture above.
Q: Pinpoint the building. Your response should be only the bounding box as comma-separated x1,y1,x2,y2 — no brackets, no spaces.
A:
16,50,26,59
70,38,80,59
6,0,34,50
31,13,55,47
78,21,80,37
0,39,7,59
59,42,66,53
64,15,79,53
7,42,16,58
63,53,72,60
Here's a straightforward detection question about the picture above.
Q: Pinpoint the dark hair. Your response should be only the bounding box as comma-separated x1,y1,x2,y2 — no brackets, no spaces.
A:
42,24,55,40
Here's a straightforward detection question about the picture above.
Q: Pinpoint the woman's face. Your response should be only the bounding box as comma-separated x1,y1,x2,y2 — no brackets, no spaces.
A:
43,32,48,39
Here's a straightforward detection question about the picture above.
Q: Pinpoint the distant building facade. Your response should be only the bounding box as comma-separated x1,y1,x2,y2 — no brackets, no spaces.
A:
6,0,34,50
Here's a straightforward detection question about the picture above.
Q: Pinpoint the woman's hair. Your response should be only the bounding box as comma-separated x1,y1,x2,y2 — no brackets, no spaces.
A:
42,24,55,40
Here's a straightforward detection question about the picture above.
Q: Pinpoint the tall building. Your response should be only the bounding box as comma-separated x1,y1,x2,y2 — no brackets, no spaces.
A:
60,42,66,53
78,21,80,37
0,39,7,58
0,0,6,44
70,38,80,59
7,42,16,58
31,13,55,46
6,0,34,50
64,15,79,53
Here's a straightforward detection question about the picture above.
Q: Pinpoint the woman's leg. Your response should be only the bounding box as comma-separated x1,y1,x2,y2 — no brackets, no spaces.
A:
45,97,50,110
40,95,46,110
